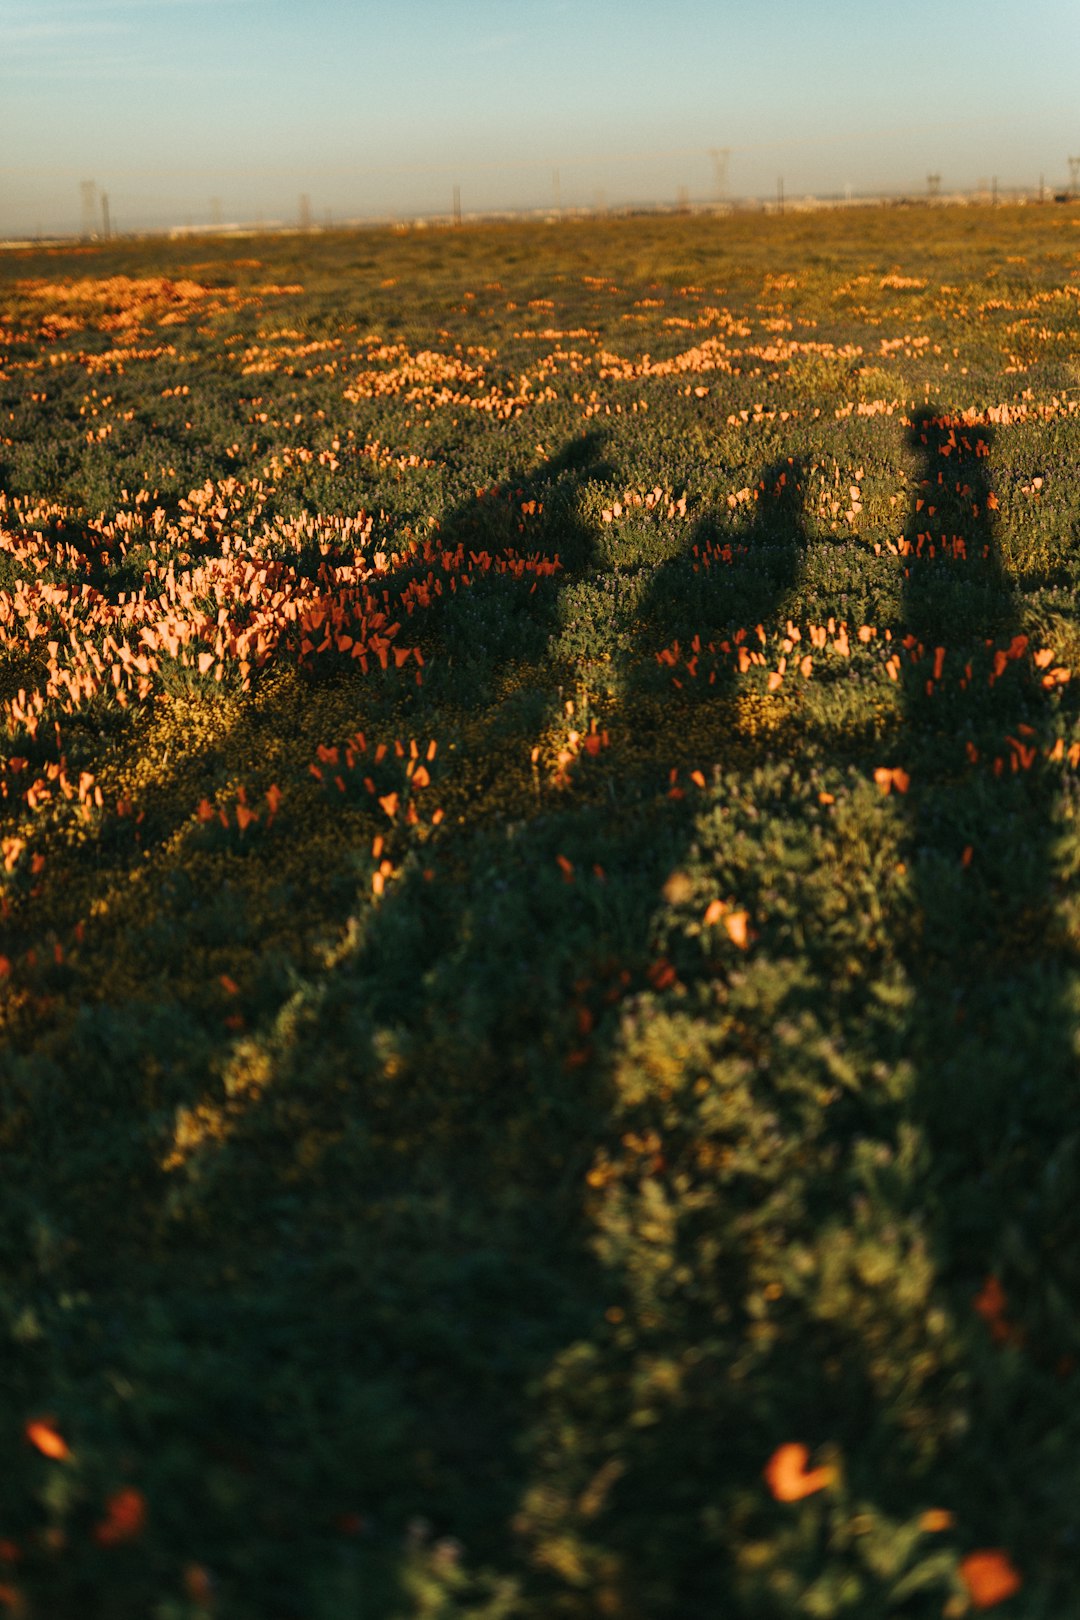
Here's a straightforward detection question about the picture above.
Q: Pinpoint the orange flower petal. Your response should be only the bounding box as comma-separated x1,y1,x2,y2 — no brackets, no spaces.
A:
764,1443,835,1502
973,1275,1010,1338
24,1421,69,1461
959,1550,1021,1609
93,1487,146,1547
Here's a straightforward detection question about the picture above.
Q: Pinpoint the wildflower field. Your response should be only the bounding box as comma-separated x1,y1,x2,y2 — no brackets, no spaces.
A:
2,204,1080,1617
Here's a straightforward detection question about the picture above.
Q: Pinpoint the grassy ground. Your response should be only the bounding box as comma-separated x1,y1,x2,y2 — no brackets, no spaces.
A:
1,205,1080,1617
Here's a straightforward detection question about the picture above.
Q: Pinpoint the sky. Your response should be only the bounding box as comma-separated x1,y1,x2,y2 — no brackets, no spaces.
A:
2,0,1079,236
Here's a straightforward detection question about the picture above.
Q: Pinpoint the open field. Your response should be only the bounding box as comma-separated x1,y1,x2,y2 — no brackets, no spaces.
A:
2,206,1080,1617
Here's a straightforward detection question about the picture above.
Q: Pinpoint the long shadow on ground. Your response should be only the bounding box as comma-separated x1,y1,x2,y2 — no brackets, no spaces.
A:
899,409,1080,1593
94,440,809,1618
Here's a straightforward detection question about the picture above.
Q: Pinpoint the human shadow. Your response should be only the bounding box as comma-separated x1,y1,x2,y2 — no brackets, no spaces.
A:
0,435,613,1620
124,444,811,1617
898,409,1080,1562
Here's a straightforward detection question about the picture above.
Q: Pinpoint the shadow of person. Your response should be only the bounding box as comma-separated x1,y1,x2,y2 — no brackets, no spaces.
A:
418,427,613,703
137,446,811,1615
898,407,1078,1535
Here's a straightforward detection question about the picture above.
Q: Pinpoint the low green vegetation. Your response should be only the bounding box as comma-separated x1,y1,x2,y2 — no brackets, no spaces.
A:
1,204,1079,1616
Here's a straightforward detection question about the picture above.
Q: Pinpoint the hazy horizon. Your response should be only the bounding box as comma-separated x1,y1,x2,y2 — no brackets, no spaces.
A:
4,0,1078,237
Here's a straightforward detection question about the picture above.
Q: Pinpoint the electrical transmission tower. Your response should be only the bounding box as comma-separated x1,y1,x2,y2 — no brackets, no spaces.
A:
298,193,312,229
708,147,730,205
1070,157,1080,197
926,172,941,200
79,179,97,239
100,192,111,240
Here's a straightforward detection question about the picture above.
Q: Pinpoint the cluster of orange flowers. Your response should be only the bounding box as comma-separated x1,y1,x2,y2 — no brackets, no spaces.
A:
0,476,569,769
655,616,1069,708
764,1443,1022,1609
17,274,299,338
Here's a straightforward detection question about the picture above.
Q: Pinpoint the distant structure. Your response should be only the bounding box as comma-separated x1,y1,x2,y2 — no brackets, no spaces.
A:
708,147,730,205
45,148,1080,245
79,179,97,240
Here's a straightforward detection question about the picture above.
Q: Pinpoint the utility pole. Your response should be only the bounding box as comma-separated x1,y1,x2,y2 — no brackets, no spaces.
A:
991,175,998,206
1070,157,1080,198
777,175,784,215
1039,173,1045,203
926,172,941,201
299,193,311,229
452,184,461,226
100,192,110,240
552,167,561,216
79,179,97,240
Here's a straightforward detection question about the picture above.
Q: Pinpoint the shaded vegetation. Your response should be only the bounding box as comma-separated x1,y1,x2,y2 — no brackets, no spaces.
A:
1,205,1080,1616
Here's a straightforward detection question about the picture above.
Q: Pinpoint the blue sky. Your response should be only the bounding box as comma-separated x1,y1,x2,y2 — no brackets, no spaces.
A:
2,0,1078,234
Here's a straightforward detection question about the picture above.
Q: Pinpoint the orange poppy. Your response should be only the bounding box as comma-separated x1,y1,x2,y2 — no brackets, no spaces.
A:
764,1443,835,1502
959,1550,1021,1608
93,1487,147,1547
24,1421,69,1461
